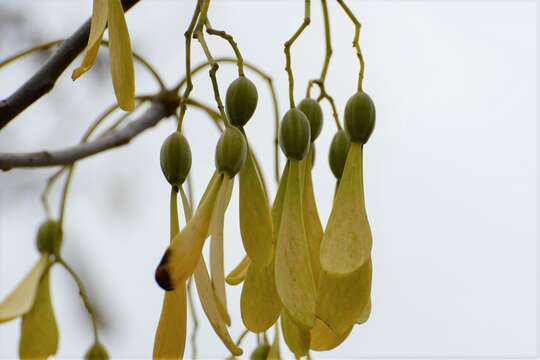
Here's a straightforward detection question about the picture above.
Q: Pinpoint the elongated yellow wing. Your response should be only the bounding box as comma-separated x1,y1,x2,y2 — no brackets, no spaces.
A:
225,255,251,286
281,310,310,357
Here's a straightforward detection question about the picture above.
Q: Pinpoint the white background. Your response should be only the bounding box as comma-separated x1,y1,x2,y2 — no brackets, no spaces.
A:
0,0,537,358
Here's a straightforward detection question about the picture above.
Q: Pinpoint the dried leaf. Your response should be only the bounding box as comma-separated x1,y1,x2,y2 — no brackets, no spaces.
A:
0,255,48,323
316,259,372,335
310,319,352,352
225,256,251,286
72,0,108,79
239,150,274,266
240,260,281,332
194,258,242,356
281,310,310,357
156,174,223,290
320,143,372,274
274,160,316,329
19,269,59,359
107,0,135,110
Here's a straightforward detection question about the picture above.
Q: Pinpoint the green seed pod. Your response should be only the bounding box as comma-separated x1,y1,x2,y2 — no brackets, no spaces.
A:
36,219,62,256
344,92,376,143
84,342,109,360
329,130,351,179
160,132,192,187
226,77,258,127
250,344,270,360
298,98,323,142
215,126,247,177
279,108,311,161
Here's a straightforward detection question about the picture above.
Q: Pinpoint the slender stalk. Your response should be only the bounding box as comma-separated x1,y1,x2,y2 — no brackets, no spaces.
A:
0,40,63,69
57,258,99,342
195,0,231,126
284,0,311,108
186,277,199,359
336,0,365,91
205,20,245,76
177,1,201,131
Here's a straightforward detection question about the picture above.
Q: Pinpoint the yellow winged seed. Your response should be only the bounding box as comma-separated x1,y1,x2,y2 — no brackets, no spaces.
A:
310,319,352,352
274,160,316,329
107,0,135,111
240,260,281,332
271,161,289,235
157,174,223,290
316,258,372,335
153,189,187,360
72,0,108,79
302,151,323,281
209,176,234,325
267,324,281,360
153,289,187,359
194,257,243,356
225,255,251,286
320,143,372,275
281,310,310,357
0,255,48,323
239,150,274,266
357,297,372,325
19,269,59,359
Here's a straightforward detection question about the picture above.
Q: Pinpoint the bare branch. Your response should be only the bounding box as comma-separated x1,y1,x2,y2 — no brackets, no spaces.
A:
0,0,141,130
0,102,169,171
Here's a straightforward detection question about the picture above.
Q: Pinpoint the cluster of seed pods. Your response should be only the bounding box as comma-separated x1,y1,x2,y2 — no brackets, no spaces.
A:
154,69,376,357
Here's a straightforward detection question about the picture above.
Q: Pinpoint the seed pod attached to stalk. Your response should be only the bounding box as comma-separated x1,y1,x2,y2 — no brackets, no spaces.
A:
36,219,62,256
226,77,258,127
328,130,351,179
215,126,248,177
160,132,192,187
344,92,376,143
298,98,323,142
279,109,311,161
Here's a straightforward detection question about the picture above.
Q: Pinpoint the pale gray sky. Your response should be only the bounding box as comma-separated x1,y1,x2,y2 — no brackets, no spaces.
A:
0,1,537,359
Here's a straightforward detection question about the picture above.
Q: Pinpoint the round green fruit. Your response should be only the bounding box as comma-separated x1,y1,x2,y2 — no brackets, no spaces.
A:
344,91,375,143
215,126,247,177
279,108,311,161
298,97,323,142
329,130,351,179
225,77,258,127
250,344,270,360
36,219,62,255
160,132,192,187
84,342,109,360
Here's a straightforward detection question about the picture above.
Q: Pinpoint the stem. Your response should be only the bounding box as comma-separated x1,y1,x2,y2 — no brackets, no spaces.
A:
177,1,201,131
0,40,63,69
57,258,99,342
187,277,199,359
205,20,245,77
284,0,311,108
195,1,231,126
336,0,365,91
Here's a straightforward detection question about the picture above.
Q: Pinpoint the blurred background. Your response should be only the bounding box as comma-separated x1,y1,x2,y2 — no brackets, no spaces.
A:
0,0,537,358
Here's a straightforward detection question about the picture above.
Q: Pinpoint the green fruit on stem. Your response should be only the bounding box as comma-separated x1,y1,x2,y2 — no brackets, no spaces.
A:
250,344,270,360
215,126,247,177
279,108,311,161
84,342,109,360
36,219,62,256
298,97,323,142
344,92,376,143
160,132,192,187
329,130,351,179
226,77,258,127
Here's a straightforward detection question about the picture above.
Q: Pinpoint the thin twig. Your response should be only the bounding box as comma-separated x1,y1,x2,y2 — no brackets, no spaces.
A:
205,20,245,76
336,0,365,91
284,0,311,109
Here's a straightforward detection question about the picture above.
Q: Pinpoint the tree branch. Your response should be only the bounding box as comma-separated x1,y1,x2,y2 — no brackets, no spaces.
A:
0,0,141,130
0,101,169,171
